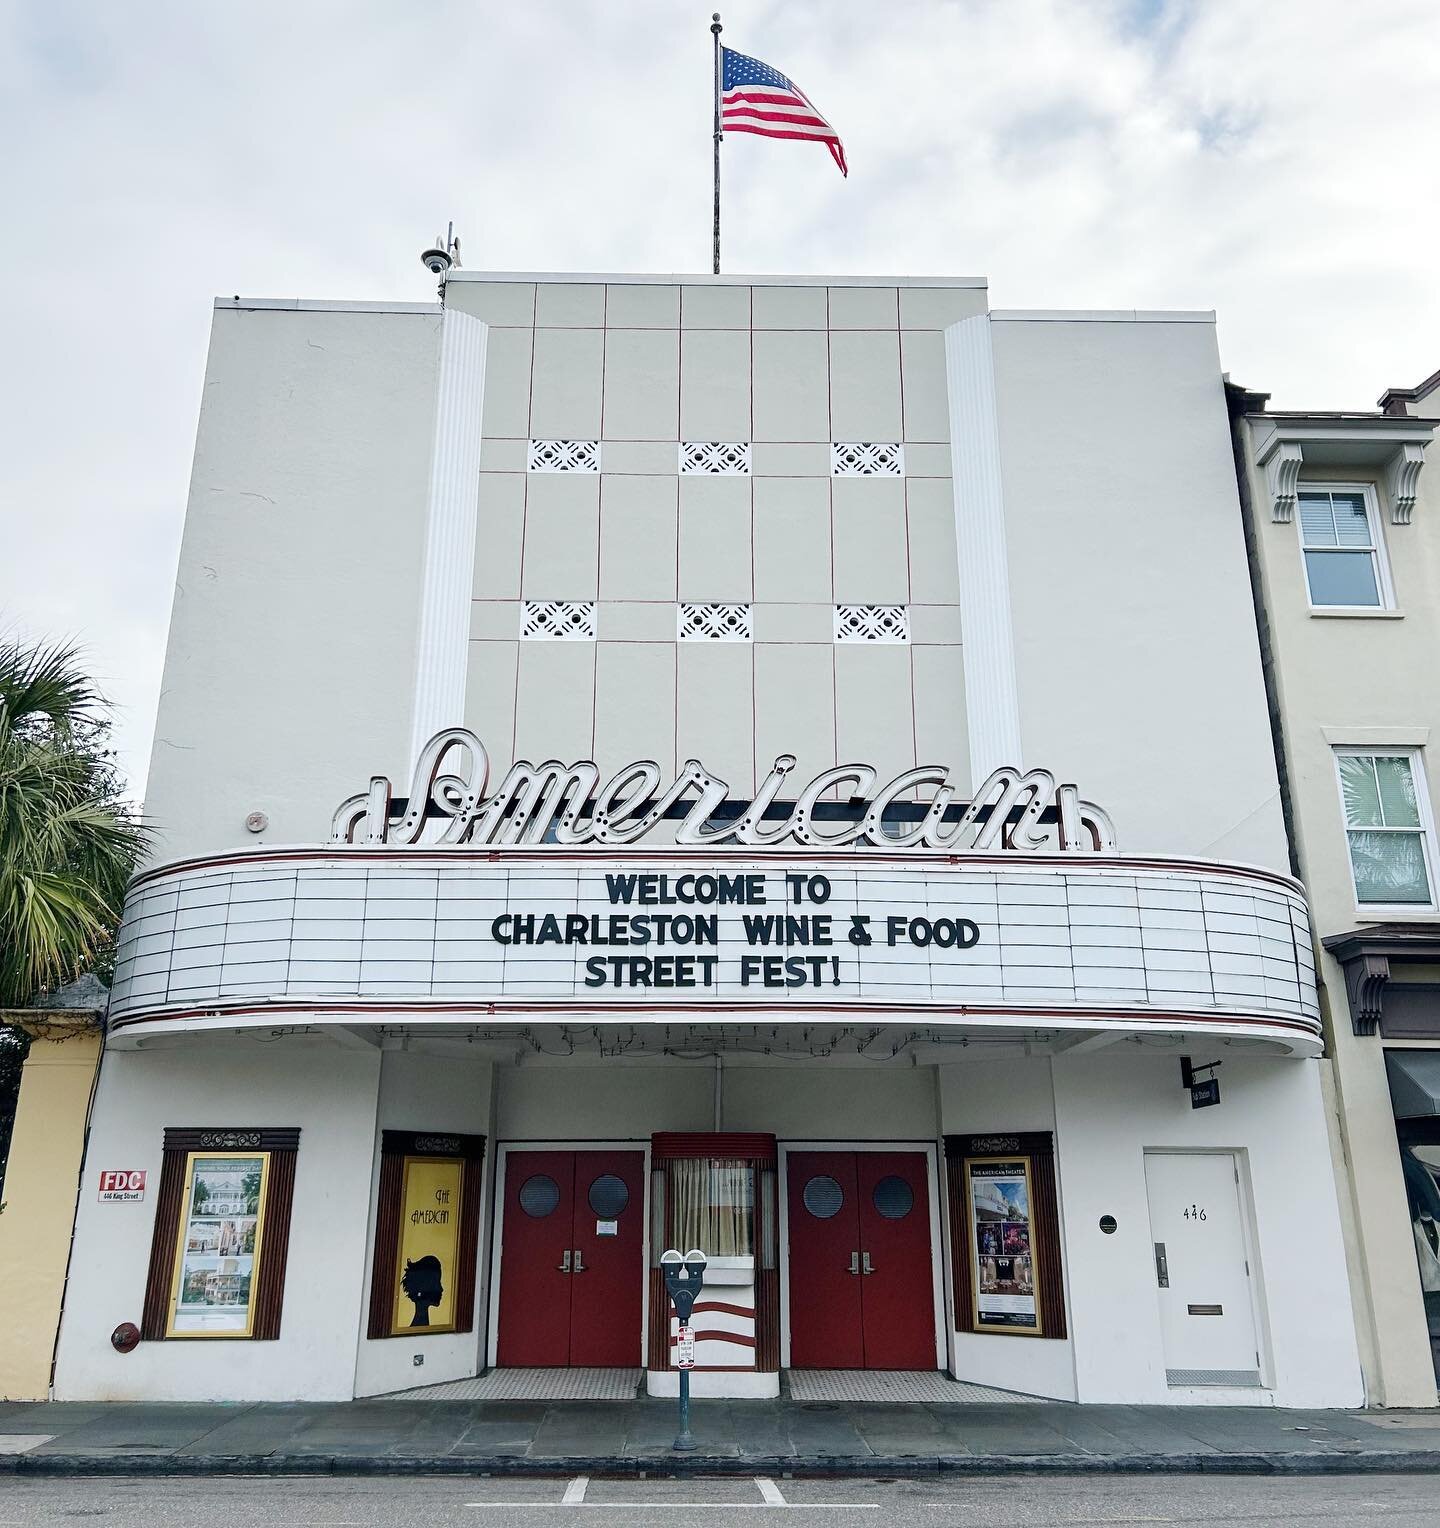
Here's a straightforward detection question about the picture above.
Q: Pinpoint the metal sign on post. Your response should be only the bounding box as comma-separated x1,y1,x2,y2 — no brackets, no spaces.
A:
660,1247,707,1451
674,1327,696,1370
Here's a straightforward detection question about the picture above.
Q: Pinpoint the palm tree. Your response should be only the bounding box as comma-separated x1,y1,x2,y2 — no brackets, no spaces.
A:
0,637,149,1007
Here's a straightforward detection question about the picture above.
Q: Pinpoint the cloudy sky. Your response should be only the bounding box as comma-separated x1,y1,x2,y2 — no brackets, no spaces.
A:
4,0,1439,792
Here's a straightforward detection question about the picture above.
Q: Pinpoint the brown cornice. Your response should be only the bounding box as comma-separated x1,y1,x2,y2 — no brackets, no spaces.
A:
1322,923,1440,1037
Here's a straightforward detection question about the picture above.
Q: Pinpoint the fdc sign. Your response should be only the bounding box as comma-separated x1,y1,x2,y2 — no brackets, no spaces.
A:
97,1169,147,1203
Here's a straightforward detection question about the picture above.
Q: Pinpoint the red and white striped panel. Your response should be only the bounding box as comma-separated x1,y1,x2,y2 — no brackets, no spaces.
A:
670,1299,756,1371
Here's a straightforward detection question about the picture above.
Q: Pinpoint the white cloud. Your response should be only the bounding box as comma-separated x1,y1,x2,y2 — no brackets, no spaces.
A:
3,0,1438,791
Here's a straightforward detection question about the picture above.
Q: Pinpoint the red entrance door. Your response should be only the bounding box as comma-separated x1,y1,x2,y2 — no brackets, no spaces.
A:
786,1150,935,1370
496,1150,644,1367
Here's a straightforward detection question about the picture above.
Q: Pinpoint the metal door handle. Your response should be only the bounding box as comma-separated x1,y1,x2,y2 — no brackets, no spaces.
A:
1154,1242,1169,1288
862,1252,875,1275
847,1252,860,1275
573,1250,587,1273
557,1250,572,1274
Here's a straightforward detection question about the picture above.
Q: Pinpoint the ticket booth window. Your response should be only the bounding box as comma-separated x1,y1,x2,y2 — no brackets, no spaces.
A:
648,1133,778,1372
668,1160,754,1256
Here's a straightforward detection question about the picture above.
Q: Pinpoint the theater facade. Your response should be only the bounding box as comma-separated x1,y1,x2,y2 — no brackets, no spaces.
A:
53,272,1364,1407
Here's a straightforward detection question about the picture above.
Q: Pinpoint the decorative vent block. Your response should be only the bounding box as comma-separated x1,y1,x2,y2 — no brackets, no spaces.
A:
528,439,600,473
834,604,909,643
678,603,753,641
521,601,596,639
831,442,904,477
680,442,752,475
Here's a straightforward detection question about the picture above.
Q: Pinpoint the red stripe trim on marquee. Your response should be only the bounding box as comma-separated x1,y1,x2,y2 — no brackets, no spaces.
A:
124,844,1309,900
108,997,1323,1046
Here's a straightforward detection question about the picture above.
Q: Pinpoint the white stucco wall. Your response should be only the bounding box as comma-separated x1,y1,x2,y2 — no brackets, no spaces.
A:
143,303,442,861
992,314,1288,870
496,1061,715,1140
938,1056,1077,1401
353,1048,494,1398
493,1058,940,1145
54,1035,381,1402
1052,1052,1364,1408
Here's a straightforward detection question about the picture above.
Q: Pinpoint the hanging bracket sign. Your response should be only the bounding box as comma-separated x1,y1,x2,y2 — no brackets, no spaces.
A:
1181,1056,1222,1109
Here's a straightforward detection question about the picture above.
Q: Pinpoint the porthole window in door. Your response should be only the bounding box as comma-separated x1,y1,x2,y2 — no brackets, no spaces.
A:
872,1175,914,1219
519,1174,560,1218
588,1173,629,1219
803,1175,844,1219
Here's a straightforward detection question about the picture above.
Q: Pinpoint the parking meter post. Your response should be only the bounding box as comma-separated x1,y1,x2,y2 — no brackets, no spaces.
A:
675,1361,694,1451
660,1248,706,1453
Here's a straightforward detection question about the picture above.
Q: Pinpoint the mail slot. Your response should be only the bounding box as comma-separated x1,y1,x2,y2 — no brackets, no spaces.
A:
1187,1303,1223,1316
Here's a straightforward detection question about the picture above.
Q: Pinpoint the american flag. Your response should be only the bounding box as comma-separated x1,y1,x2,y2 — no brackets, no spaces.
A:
721,46,847,177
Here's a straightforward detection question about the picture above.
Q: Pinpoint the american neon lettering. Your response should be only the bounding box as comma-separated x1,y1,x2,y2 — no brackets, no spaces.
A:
331,728,1117,853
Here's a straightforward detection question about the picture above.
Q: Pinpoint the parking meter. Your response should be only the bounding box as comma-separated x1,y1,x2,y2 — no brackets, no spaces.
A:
661,1247,708,1322
660,1248,707,1450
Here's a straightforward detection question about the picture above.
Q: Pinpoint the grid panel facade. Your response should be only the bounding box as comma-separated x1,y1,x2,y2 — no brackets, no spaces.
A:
456,280,975,796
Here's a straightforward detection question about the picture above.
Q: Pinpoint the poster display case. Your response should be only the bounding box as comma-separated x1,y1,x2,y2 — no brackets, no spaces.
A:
167,1151,270,1338
964,1154,1041,1335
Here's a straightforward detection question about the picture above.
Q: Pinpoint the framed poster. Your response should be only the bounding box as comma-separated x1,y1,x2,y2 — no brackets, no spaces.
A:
166,1151,270,1337
391,1155,464,1334
965,1155,1042,1336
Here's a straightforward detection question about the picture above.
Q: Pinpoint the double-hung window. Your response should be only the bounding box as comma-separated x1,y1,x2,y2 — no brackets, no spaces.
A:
1298,487,1390,609
1336,750,1437,910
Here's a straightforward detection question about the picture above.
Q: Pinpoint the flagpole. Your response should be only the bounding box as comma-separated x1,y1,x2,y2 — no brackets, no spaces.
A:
711,12,723,275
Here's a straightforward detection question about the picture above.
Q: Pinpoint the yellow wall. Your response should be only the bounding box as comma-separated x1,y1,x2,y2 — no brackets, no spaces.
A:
0,1024,101,1400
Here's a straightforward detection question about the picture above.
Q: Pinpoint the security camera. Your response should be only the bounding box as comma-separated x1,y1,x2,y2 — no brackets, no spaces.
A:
421,247,452,276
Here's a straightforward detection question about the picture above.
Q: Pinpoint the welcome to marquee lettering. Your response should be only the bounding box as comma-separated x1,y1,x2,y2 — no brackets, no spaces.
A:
331,728,1116,853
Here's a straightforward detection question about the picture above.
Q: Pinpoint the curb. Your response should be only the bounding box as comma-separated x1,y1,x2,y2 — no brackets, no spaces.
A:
5,1449,1440,1477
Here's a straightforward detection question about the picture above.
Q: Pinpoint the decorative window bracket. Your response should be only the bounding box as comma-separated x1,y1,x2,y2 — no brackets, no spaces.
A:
1254,419,1433,524
1322,925,1440,1037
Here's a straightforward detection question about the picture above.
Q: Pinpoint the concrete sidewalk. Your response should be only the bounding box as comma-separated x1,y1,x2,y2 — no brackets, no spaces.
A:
4,1394,1440,1476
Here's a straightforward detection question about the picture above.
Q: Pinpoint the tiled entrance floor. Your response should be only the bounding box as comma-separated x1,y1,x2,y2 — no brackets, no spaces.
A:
395,1369,1037,1403
786,1370,1043,1404
394,1368,642,1401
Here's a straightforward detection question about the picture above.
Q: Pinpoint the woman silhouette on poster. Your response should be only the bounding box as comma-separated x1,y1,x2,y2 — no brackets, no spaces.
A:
400,1255,444,1327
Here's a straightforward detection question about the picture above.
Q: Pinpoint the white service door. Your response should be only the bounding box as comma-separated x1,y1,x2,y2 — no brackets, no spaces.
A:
1143,1152,1261,1387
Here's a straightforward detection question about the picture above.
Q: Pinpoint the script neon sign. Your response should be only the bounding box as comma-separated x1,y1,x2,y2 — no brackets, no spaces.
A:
331,728,1115,853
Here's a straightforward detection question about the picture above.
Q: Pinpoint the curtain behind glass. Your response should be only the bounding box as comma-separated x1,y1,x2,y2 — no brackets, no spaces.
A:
668,1160,753,1256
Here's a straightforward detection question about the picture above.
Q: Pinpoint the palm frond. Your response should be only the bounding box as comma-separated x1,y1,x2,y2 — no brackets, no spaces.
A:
0,637,150,1006
0,636,104,741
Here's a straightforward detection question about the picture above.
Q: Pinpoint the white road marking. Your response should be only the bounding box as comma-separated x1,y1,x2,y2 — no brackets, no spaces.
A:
563,1477,589,1504
462,1505,877,1511
0,1435,54,1454
756,1478,787,1504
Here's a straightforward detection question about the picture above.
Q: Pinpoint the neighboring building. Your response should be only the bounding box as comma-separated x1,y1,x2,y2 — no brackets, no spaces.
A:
51,272,1363,1407
1230,369,1440,1406
0,979,108,1400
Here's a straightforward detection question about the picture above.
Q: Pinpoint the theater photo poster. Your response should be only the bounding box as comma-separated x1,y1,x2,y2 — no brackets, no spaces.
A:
167,1151,269,1337
965,1155,1042,1336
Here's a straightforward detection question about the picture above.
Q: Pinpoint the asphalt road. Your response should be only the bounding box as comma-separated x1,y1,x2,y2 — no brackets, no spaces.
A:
0,1474,1438,1526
